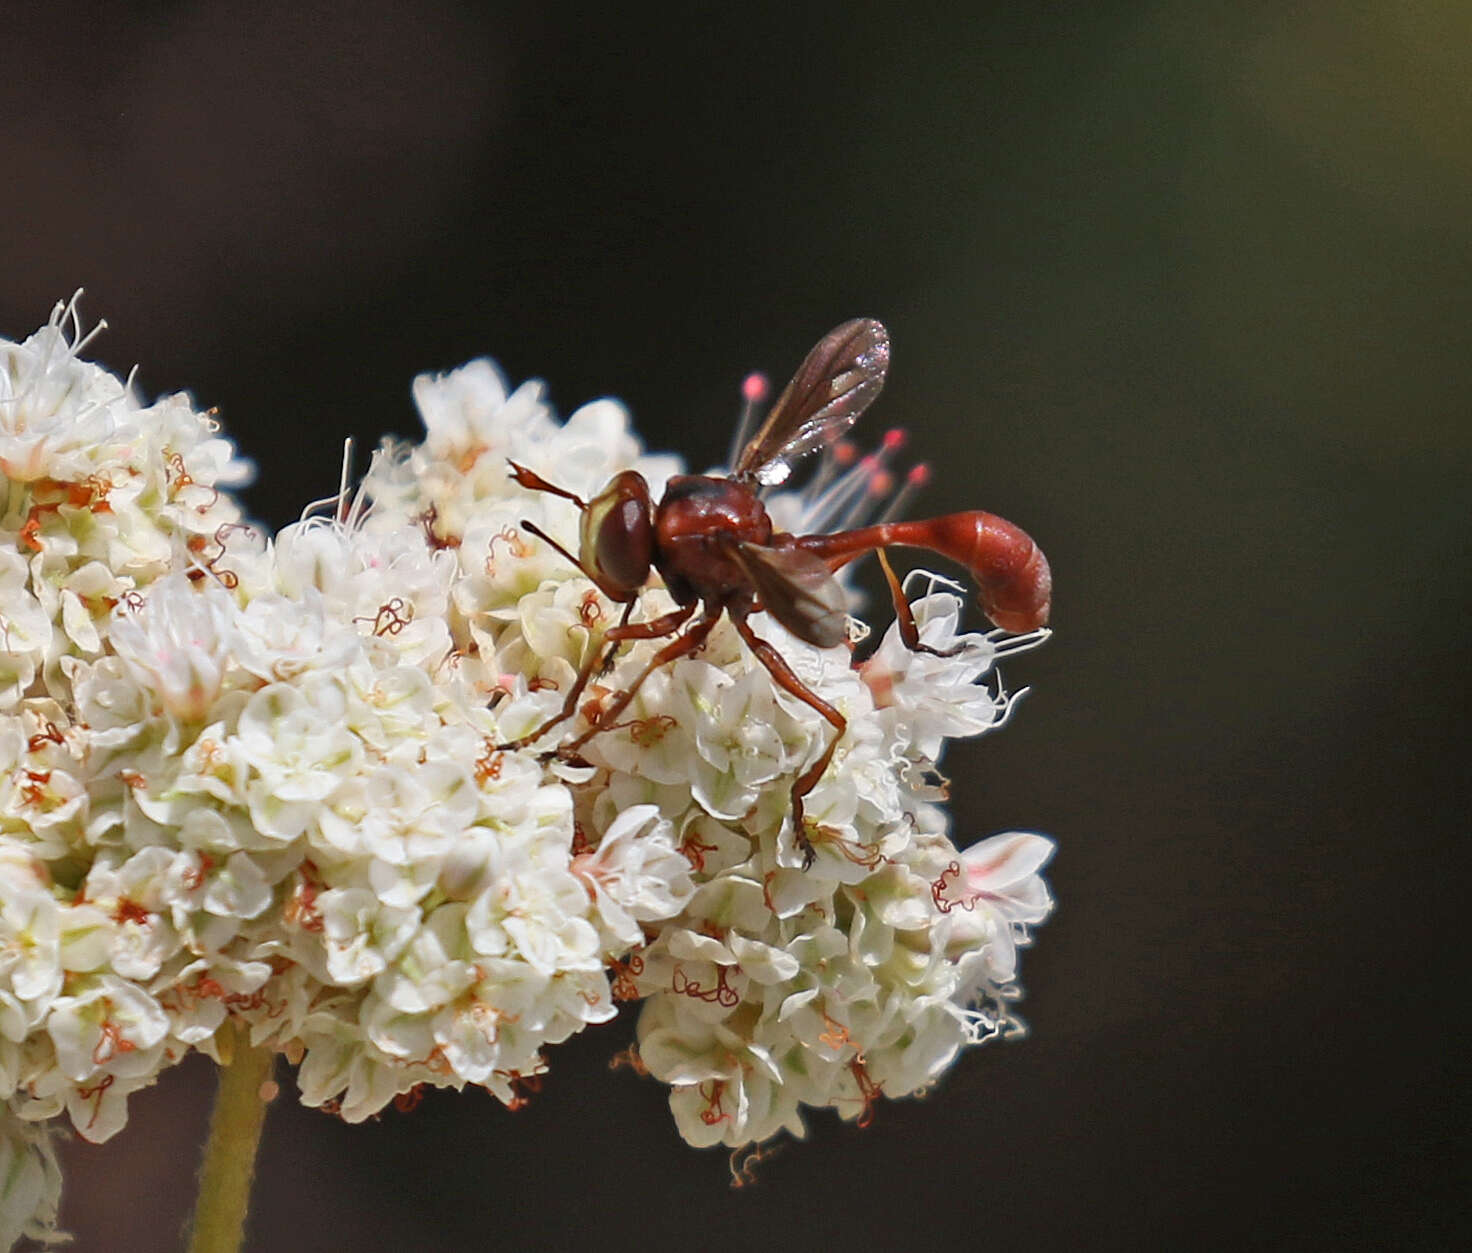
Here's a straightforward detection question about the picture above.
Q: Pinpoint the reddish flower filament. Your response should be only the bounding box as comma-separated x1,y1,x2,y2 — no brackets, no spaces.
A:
19,770,51,807
608,1045,649,1075
609,951,645,1002
684,831,718,874
27,721,66,753
698,1079,731,1126
394,1086,426,1114
848,1058,883,1128
672,963,740,1009
473,742,505,786
818,1014,853,1052
285,864,326,933
356,597,413,637
92,1019,138,1068
77,1072,115,1130
418,504,461,551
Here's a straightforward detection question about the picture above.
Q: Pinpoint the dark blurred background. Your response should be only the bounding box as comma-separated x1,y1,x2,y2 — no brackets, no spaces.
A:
4,1,1467,1249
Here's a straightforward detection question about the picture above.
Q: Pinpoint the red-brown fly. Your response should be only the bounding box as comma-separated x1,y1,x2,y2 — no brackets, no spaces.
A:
500,319,1051,865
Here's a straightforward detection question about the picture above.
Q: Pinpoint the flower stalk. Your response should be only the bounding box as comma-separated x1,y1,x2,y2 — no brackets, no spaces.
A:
187,1026,275,1253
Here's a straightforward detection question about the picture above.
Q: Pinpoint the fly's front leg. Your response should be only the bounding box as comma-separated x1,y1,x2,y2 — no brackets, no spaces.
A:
494,602,689,753
731,611,845,870
558,607,719,758
877,549,963,658
598,599,637,676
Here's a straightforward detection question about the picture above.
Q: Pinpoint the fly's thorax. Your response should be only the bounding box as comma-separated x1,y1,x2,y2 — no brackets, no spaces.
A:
652,475,773,604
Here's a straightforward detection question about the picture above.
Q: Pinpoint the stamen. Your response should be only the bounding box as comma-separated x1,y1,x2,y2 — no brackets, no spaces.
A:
830,455,905,531
987,684,1030,731
297,438,377,528
875,462,930,525
801,451,879,530
298,490,343,521
804,424,912,531
989,626,1051,655
798,438,857,507
335,438,354,524
726,370,769,467
900,567,965,598
72,314,108,358
60,290,109,358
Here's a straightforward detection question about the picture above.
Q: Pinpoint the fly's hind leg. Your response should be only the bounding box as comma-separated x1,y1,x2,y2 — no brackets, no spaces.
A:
876,549,964,658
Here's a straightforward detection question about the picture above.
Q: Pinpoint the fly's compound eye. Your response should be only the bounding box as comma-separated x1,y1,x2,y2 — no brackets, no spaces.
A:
579,471,653,599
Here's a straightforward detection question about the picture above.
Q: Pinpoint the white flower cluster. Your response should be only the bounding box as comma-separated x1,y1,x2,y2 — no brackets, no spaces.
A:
0,298,1055,1244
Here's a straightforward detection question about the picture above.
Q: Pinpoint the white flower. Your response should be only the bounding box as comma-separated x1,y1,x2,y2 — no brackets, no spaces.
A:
235,679,362,841
78,847,183,981
0,296,124,483
314,888,420,986
0,304,1057,1233
232,588,365,683
107,575,239,722
46,974,170,1085
860,584,1044,760
0,553,52,711
0,854,63,1008
570,804,697,949
939,831,1057,985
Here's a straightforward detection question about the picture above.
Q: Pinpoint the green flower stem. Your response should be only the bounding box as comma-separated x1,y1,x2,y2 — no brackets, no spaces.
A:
187,1026,275,1253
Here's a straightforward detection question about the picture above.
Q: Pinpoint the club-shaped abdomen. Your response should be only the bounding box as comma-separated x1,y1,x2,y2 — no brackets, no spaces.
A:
578,470,655,600
788,510,1052,633
929,510,1052,633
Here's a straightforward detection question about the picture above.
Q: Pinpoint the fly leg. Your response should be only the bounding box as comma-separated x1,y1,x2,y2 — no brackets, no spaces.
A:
730,611,844,869
557,607,721,758
495,603,692,752
876,550,964,658
598,599,637,677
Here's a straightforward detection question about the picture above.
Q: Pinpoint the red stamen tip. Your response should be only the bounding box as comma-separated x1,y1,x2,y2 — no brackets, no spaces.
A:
881,428,907,452
833,441,858,466
907,462,932,487
868,469,895,496
741,372,769,403
858,453,880,471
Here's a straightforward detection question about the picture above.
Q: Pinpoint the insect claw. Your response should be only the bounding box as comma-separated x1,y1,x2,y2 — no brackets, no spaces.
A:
911,641,966,659
790,803,818,869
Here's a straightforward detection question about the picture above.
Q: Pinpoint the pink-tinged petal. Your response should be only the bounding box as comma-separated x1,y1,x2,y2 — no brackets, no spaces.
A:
959,832,1056,892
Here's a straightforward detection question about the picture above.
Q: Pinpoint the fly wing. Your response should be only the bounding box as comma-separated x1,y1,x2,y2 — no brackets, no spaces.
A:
734,319,890,487
733,542,850,648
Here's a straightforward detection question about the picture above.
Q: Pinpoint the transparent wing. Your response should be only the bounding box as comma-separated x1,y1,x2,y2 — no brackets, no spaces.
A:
733,542,850,648
734,319,890,487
